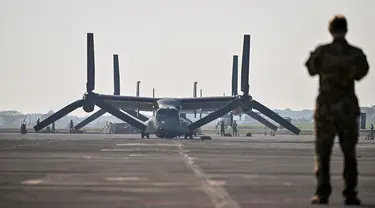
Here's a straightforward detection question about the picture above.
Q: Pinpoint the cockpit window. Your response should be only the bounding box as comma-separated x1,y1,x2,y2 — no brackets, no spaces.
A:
157,109,168,117
156,108,179,119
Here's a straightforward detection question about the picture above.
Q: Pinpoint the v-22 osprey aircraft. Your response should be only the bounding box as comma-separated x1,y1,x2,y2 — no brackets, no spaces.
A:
34,33,301,139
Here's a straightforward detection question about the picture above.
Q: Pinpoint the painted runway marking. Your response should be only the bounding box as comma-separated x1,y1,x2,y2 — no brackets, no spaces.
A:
21,179,43,185
151,182,187,186
129,154,147,157
105,177,147,181
101,149,130,152
116,143,181,147
174,141,240,208
208,180,227,186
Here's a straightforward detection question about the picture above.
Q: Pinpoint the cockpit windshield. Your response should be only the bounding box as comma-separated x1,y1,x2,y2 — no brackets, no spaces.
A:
156,108,179,120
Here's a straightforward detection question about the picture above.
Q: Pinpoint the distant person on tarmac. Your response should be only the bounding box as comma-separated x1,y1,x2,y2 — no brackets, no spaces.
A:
36,118,40,132
20,121,27,134
220,120,225,136
232,120,238,136
371,124,374,136
305,14,369,205
69,120,74,133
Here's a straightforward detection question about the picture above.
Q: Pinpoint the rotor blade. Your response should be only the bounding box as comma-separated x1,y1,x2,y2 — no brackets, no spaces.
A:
74,109,106,130
95,97,147,131
125,110,149,122
182,114,195,126
113,54,120,95
246,111,278,132
188,99,241,131
251,100,300,135
86,33,95,92
34,99,84,132
241,35,250,95
232,55,238,96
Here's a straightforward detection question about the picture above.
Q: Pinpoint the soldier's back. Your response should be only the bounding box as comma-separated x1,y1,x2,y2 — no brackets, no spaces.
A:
313,38,369,118
316,39,365,98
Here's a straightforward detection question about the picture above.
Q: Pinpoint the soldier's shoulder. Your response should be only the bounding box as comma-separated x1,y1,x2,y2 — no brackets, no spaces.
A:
312,42,331,53
347,43,365,55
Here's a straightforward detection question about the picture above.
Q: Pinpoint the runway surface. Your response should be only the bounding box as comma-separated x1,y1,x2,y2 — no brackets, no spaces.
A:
0,133,374,208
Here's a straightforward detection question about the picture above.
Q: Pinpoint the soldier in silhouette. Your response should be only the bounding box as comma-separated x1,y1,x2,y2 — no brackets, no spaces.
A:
305,15,369,205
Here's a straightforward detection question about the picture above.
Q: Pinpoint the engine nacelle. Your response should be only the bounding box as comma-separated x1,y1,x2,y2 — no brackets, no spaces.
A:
82,93,95,113
238,95,253,113
232,107,243,115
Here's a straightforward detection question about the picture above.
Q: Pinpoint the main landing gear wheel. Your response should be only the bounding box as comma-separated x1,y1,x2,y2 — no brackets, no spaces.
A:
141,132,149,139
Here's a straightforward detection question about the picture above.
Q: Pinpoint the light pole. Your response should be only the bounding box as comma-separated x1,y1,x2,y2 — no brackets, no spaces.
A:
136,81,141,97
199,88,202,118
136,81,141,120
152,88,155,116
193,81,198,118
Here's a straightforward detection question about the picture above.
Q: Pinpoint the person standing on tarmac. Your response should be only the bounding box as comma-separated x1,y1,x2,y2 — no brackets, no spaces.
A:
220,120,225,136
69,119,74,133
232,120,238,136
305,14,369,205
36,118,40,132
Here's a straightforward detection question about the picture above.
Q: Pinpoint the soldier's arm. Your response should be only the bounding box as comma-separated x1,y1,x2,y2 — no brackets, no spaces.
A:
353,49,369,81
305,46,323,76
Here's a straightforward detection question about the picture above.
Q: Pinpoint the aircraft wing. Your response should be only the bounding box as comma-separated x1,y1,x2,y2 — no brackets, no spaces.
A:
96,94,157,111
179,96,237,111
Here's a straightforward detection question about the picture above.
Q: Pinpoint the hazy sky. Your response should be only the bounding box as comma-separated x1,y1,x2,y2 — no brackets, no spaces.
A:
1,0,374,116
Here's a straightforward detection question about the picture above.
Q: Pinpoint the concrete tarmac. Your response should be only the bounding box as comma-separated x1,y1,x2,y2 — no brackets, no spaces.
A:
0,133,374,208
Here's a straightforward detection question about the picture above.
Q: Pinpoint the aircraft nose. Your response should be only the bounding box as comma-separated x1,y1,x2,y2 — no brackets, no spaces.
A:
157,120,179,130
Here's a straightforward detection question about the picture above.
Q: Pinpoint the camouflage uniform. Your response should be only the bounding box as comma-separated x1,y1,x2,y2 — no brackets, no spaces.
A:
305,35,369,202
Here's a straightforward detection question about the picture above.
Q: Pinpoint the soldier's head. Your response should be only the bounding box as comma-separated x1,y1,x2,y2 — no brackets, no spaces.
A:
328,14,348,38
